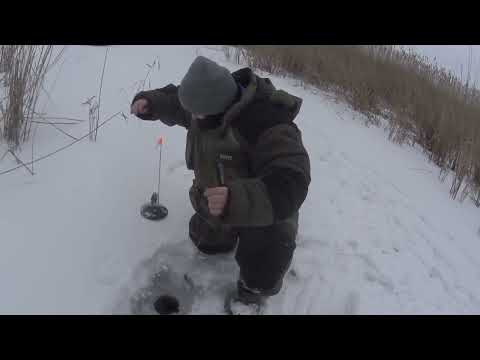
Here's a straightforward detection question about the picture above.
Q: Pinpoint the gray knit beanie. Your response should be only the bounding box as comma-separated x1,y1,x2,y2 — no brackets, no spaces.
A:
178,56,238,116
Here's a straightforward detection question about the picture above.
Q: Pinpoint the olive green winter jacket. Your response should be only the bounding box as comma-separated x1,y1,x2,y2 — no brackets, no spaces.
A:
133,67,311,228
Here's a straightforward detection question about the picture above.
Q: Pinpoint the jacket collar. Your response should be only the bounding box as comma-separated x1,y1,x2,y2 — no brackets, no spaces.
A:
220,68,257,134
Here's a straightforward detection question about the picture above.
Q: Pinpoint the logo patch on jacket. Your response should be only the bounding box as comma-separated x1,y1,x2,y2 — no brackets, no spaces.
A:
219,154,233,161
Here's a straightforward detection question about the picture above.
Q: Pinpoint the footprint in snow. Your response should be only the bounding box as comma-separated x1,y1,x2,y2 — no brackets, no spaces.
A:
167,160,186,174
344,291,360,315
347,240,359,251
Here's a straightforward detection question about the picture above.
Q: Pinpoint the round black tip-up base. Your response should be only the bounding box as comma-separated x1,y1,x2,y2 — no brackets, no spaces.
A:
141,192,168,220
154,295,180,315
140,203,168,221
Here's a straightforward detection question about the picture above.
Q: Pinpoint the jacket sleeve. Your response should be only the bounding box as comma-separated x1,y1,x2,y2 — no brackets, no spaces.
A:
131,84,191,129
222,119,311,227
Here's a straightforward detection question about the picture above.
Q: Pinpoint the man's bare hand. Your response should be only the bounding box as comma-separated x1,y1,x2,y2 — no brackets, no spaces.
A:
130,99,149,116
204,186,229,217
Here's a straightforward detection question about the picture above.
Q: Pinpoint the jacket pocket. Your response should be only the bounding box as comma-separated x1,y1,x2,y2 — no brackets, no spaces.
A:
189,181,200,214
189,181,210,219
185,129,194,170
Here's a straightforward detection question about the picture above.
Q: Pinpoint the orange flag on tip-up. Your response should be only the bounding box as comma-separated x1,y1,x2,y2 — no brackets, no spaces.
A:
156,136,164,146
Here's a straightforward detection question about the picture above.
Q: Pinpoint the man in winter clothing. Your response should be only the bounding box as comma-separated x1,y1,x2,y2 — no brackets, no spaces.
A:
131,56,311,314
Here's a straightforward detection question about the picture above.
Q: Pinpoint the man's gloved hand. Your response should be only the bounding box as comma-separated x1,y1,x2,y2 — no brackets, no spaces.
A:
130,98,150,116
130,85,190,126
204,186,229,217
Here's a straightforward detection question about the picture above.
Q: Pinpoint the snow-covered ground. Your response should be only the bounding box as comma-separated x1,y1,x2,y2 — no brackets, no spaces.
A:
1,45,480,314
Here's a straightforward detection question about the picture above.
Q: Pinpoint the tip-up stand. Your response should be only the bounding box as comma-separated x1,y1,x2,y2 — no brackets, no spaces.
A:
140,192,168,221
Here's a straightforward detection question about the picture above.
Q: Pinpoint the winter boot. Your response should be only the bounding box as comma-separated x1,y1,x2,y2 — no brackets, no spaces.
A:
224,280,268,315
